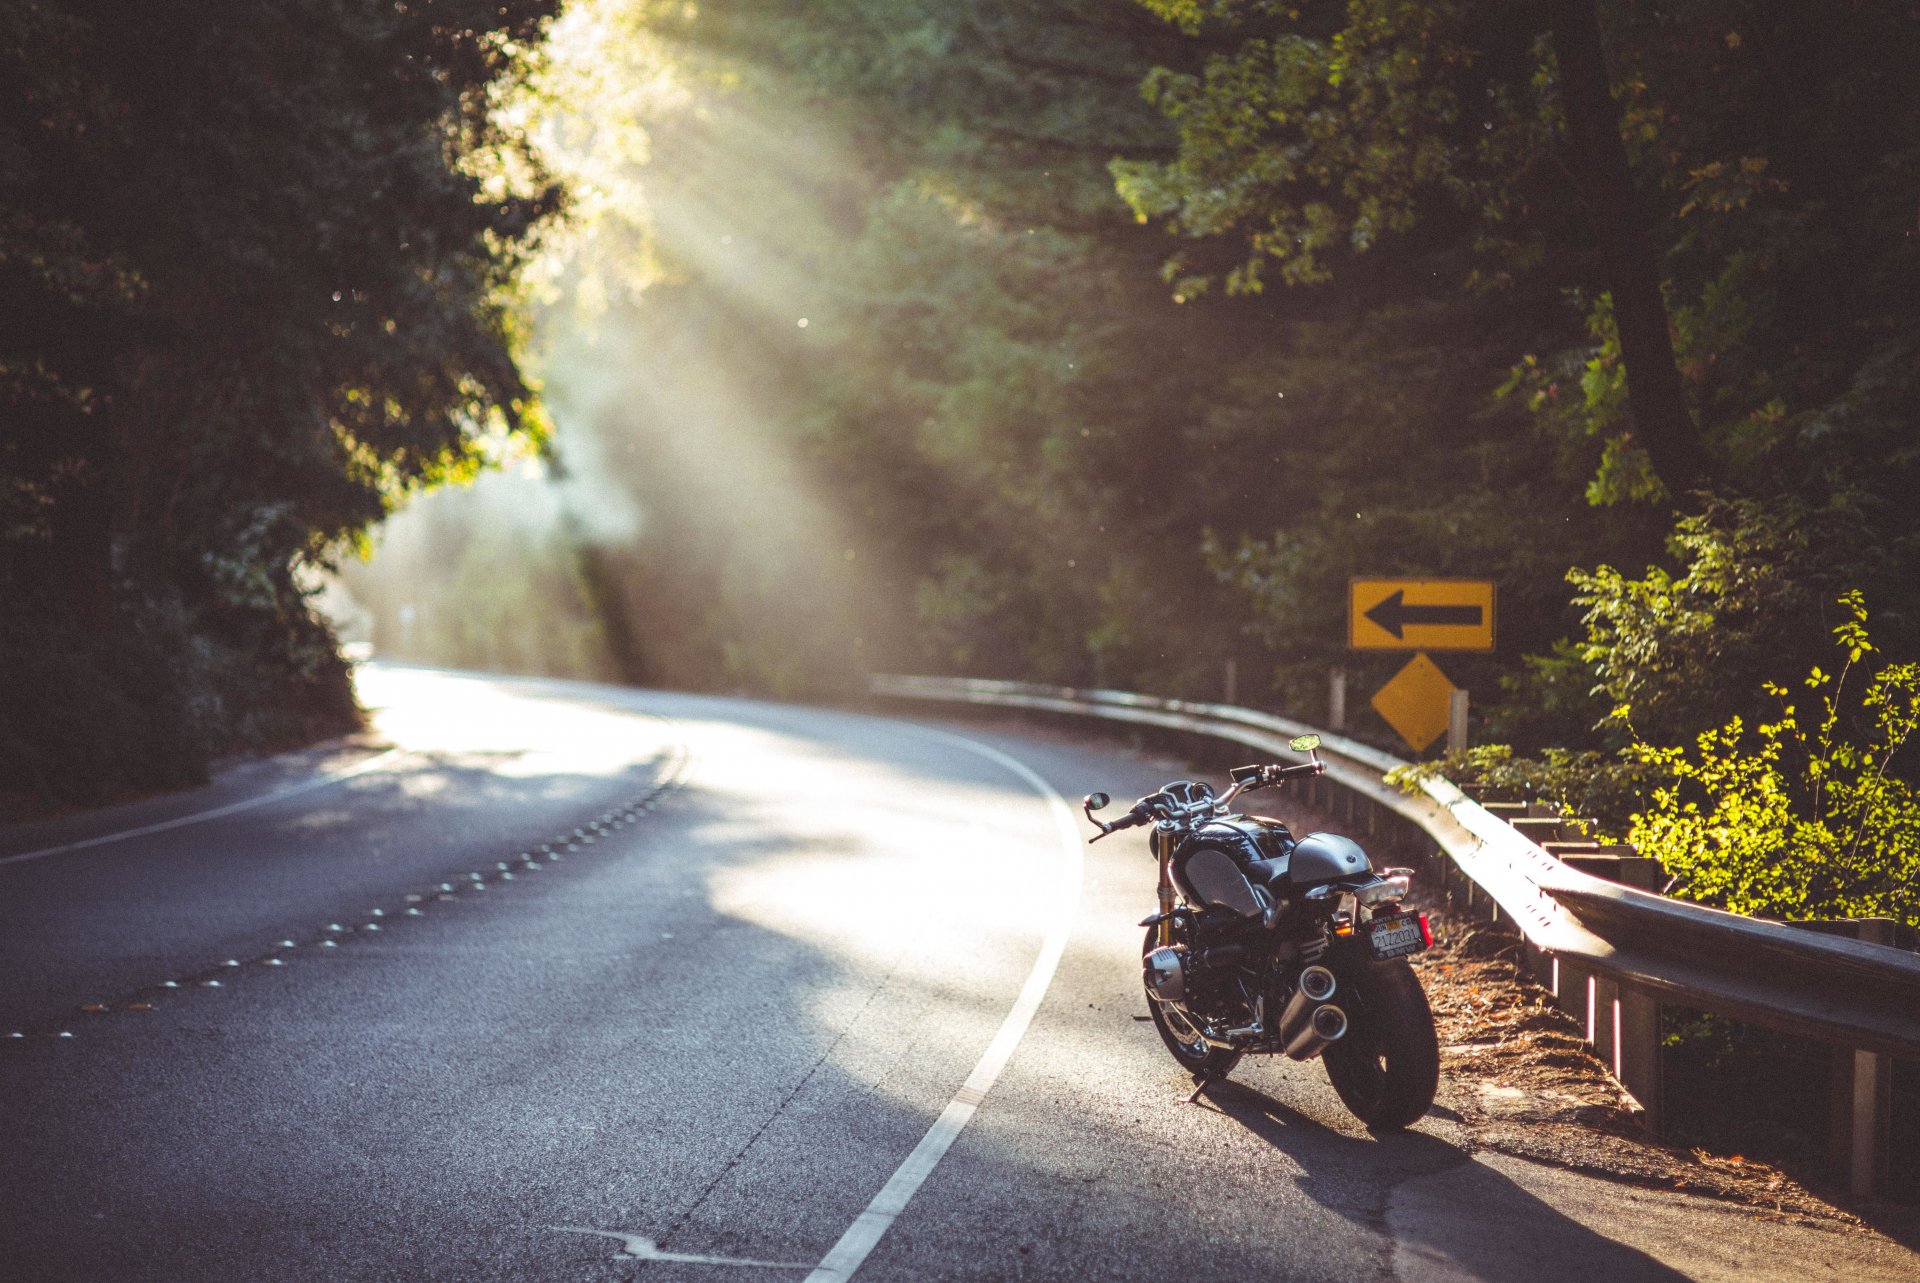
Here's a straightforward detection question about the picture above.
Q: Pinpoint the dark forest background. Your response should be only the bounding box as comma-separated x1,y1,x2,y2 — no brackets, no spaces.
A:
7,0,1920,834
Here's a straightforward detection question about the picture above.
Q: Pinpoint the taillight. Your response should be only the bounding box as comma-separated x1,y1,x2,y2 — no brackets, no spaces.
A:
1418,912,1434,949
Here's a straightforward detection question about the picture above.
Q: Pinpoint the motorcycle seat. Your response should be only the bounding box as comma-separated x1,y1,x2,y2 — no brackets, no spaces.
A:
1242,857,1289,888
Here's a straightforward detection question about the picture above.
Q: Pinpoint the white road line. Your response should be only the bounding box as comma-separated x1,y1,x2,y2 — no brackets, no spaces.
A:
0,748,406,869
553,1227,809,1269
804,728,1085,1283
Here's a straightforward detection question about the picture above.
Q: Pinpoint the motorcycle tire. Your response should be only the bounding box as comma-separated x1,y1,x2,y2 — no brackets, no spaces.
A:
1321,956,1440,1130
1142,925,1242,1079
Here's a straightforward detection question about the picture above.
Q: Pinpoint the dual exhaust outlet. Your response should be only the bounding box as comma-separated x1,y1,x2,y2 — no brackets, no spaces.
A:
1275,965,1347,1061
1144,951,1348,1060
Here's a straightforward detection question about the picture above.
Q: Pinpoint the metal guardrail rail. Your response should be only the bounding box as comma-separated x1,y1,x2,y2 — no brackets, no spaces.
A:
872,673,1920,1196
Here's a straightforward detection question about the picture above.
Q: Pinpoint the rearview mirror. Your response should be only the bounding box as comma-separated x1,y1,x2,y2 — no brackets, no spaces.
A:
1289,734,1322,754
1083,792,1111,813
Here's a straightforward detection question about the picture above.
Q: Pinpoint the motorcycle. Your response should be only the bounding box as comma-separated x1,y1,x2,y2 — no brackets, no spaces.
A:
1084,735,1440,1129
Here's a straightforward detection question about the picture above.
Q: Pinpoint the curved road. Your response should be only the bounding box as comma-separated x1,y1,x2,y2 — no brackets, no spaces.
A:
2,666,1910,1281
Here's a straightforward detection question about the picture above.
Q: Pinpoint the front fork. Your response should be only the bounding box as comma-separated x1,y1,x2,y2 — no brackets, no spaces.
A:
1153,827,1176,947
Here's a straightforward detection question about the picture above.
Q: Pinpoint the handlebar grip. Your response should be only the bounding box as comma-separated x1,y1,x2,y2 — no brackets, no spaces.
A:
1089,806,1151,841
1268,761,1326,782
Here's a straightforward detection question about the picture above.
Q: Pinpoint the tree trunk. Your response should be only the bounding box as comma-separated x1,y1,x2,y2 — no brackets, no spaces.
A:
564,527,655,688
1547,0,1710,495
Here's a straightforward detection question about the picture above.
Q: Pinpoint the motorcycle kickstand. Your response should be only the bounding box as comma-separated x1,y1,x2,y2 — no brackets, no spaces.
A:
1184,1074,1219,1105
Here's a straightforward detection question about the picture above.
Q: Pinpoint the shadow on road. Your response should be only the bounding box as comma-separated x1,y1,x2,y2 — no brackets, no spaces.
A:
1197,1077,1697,1282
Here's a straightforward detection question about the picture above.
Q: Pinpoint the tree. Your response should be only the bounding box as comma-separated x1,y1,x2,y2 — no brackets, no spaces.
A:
0,0,563,809
1109,0,1721,493
1544,0,1704,491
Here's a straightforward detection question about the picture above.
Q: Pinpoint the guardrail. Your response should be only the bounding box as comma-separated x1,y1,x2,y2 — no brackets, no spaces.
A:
872,673,1920,1198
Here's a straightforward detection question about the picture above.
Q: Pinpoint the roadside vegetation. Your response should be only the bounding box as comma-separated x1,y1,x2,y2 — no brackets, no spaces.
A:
0,0,561,813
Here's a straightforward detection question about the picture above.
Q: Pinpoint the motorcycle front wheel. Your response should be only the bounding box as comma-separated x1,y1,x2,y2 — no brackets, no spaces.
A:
1321,956,1440,1130
1142,925,1241,1079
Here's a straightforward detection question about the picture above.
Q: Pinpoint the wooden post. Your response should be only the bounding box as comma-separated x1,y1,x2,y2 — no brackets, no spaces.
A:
1552,956,1590,1021
1825,919,1895,1195
1617,981,1663,1133
1587,974,1620,1071
1329,668,1347,732
1850,1049,1893,1197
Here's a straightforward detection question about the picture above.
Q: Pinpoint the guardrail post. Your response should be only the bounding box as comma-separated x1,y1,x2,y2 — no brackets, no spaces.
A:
1552,955,1589,1020
1823,918,1895,1196
1616,982,1662,1132
1589,974,1620,1068
1521,938,1553,986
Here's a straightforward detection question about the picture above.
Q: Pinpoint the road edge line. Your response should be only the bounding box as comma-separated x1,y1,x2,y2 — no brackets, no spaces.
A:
803,728,1085,1283
0,748,406,869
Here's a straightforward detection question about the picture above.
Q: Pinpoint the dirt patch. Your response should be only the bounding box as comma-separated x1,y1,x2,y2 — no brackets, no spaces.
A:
1411,909,1876,1229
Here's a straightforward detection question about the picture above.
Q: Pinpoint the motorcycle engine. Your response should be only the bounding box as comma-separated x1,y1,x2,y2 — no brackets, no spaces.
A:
1143,945,1186,1002
1173,911,1265,1024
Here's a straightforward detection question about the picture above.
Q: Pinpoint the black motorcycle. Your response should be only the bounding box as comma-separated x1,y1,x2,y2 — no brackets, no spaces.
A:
1084,735,1440,1129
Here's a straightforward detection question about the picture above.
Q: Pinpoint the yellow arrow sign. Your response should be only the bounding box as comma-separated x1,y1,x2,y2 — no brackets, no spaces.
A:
1371,653,1459,753
1350,578,1496,652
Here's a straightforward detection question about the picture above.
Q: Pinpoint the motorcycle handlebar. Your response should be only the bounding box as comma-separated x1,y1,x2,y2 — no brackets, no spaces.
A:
1088,759,1322,842
1087,804,1152,841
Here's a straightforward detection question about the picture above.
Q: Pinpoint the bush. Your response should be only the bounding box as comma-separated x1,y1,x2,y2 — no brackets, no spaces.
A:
0,585,360,820
1387,743,1662,838
1626,591,1920,931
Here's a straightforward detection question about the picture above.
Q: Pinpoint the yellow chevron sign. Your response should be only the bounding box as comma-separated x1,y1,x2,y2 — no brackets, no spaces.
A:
1350,579,1496,652
1370,653,1459,753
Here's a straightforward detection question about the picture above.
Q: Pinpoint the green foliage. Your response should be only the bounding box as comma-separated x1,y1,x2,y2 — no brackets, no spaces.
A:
0,0,562,809
1496,295,1665,507
1626,593,1920,932
0,587,357,819
1401,590,1920,933
1563,497,1851,744
1112,0,1544,292
1387,743,1663,839
1118,0,1920,518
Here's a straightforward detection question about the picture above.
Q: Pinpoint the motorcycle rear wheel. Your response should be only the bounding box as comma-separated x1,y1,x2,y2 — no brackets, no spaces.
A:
1142,925,1242,1078
1321,956,1439,1130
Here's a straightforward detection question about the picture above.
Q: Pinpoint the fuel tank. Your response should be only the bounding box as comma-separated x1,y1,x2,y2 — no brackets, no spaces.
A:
1171,816,1294,915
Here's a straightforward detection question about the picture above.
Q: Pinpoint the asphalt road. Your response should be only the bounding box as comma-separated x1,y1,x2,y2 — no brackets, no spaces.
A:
3,665,1912,1282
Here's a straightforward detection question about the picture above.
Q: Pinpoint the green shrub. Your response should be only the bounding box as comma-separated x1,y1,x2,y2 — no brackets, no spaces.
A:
1396,590,1920,934
1386,743,1661,838
1625,591,1920,931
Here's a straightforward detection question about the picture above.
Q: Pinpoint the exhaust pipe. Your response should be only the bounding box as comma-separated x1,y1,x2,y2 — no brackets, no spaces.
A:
1283,1002,1348,1060
1274,966,1336,1043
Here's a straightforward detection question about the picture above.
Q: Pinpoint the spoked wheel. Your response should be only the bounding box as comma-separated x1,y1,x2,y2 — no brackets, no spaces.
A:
1321,956,1440,1130
1142,925,1241,1079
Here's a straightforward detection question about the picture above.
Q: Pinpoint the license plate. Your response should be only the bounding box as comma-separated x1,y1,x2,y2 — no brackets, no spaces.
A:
1366,910,1427,959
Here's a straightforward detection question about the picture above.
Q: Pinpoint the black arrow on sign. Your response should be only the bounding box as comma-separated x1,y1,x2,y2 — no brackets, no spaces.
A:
1364,590,1484,640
